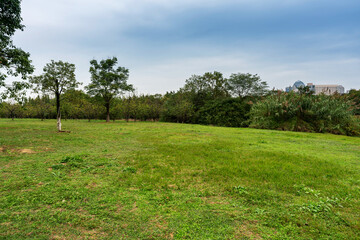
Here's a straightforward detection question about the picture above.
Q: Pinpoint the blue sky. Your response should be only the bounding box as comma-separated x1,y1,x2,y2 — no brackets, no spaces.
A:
12,0,360,93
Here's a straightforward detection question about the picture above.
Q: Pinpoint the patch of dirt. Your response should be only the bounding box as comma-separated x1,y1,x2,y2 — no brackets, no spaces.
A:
234,221,262,239
130,201,138,212
42,147,54,152
0,222,11,226
168,184,177,189
21,188,34,192
50,235,66,240
201,196,230,205
0,146,10,153
2,147,36,154
18,149,36,154
85,182,99,189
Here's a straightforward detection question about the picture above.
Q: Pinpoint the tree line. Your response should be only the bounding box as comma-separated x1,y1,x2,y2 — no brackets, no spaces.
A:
1,67,360,135
0,68,267,125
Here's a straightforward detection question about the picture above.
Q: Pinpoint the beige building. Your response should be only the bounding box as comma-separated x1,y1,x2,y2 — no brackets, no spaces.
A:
286,81,345,95
307,83,345,95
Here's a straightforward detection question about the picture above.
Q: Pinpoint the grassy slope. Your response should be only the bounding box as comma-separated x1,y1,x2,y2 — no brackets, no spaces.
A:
0,119,359,239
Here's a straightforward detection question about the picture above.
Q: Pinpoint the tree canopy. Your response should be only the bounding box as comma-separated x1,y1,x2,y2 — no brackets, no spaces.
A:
182,71,229,110
228,73,268,97
86,57,133,122
0,0,34,86
30,60,79,131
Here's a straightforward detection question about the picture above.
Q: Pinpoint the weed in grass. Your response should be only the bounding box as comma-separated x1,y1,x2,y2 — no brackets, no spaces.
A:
122,166,137,173
60,155,85,163
294,184,321,197
298,197,342,215
233,185,248,195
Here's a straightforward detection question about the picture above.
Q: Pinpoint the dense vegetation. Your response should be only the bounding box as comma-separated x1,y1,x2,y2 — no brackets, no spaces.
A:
250,91,360,136
1,84,360,136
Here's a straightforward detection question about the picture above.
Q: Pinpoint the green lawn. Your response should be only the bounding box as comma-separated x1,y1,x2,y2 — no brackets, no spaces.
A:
1,119,359,239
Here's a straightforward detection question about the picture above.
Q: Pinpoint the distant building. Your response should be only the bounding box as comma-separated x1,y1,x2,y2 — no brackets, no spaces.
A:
311,84,345,95
285,80,306,93
285,81,345,95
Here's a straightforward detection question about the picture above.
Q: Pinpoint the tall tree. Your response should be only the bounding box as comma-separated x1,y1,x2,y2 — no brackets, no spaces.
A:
0,0,34,87
228,73,268,97
182,71,229,110
348,89,360,115
30,60,79,131
86,57,133,122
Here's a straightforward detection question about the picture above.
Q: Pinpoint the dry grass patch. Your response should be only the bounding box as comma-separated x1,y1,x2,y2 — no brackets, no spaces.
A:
234,221,263,239
201,196,230,205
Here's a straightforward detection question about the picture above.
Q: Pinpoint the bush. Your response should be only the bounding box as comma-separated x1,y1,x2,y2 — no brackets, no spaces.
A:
194,98,251,127
160,91,195,123
249,92,360,136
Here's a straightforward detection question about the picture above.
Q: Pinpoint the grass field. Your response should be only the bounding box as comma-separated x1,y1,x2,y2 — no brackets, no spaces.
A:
1,119,359,239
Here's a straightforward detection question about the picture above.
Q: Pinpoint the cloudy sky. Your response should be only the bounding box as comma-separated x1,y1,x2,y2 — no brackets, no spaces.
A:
12,0,360,94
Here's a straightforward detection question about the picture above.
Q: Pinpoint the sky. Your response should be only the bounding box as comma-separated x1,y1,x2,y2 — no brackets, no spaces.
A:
11,0,360,94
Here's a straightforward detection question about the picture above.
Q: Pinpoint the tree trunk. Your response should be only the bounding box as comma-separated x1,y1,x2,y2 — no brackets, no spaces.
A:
106,102,110,122
56,93,61,131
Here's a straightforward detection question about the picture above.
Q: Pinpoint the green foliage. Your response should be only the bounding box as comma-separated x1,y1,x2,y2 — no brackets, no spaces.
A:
122,166,137,173
299,197,341,215
228,73,268,97
86,57,133,122
1,81,29,103
194,98,251,127
30,61,78,96
0,81,29,119
182,71,230,110
161,91,195,123
161,71,266,126
60,155,84,164
61,89,102,120
25,95,55,120
0,101,23,119
0,0,34,86
233,185,248,195
30,60,79,130
348,89,360,115
249,91,360,135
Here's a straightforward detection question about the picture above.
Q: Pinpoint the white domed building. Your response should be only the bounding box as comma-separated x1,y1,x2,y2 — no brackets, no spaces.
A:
285,81,344,95
285,80,306,93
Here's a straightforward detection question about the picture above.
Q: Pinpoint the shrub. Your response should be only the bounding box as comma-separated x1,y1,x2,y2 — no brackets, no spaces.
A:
249,92,360,136
194,98,251,127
